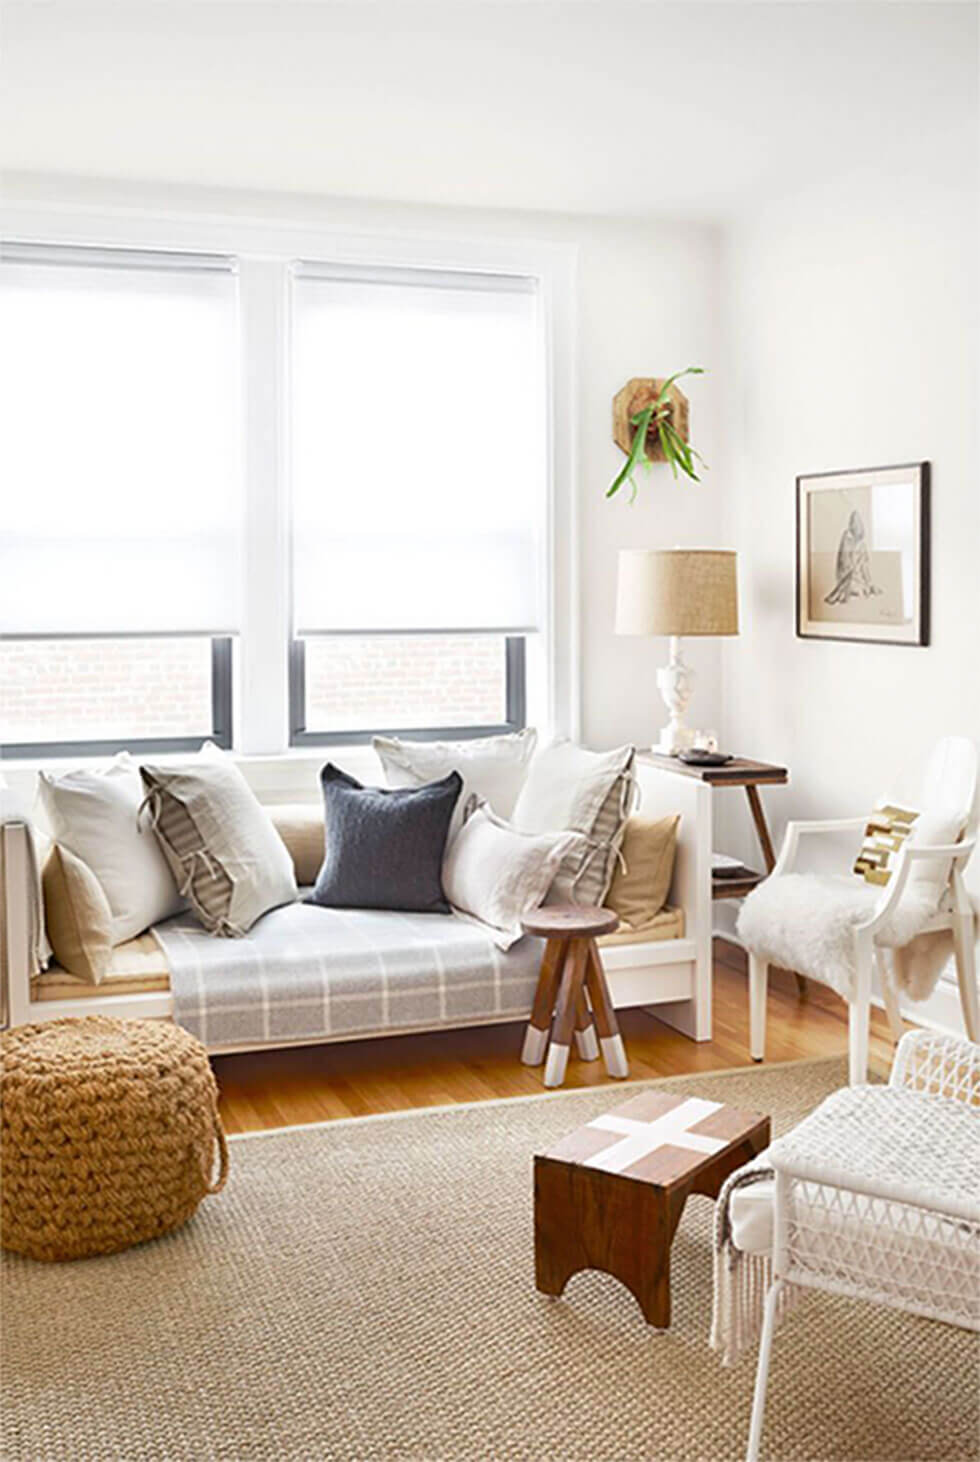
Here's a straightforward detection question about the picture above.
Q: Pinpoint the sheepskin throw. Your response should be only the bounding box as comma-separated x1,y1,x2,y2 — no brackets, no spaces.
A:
736,873,940,1001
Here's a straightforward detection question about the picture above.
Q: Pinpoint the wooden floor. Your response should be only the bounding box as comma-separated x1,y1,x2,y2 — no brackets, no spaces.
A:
213,940,899,1134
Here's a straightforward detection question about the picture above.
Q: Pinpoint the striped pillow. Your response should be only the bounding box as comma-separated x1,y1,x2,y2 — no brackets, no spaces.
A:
568,759,638,906
140,749,297,936
511,741,636,907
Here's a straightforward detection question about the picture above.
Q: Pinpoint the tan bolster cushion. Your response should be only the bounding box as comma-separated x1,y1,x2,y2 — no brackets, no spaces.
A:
42,844,114,984
267,804,326,887
605,813,680,930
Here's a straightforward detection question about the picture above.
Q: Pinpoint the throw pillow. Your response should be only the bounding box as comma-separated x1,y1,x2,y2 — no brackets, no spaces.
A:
853,803,919,886
41,844,114,983
907,808,964,899
140,746,298,936
443,805,588,949
267,804,326,887
37,755,183,944
854,800,963,901
307,764,461,914
510,739,636,905
373,728,537,840
605,814,680,930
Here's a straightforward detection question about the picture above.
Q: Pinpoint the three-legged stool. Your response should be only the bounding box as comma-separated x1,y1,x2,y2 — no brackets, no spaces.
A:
520,905,628,1088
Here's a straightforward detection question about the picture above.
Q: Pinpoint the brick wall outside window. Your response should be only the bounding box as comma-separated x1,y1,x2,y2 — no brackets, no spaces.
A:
303,635,507,732
1,634,509,748
0,638,213,745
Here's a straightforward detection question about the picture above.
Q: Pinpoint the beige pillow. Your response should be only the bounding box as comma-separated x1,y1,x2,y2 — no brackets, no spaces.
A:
140,747,297,937
605,814,680,930
268,804,326,887
42,844,113,984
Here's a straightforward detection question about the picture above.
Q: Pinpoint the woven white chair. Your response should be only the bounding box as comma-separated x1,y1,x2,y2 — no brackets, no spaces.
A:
739,736,979,1084
745,1028,980,1462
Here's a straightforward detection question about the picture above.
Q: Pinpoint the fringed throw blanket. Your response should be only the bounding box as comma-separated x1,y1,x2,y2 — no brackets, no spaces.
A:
710,1156,799,1367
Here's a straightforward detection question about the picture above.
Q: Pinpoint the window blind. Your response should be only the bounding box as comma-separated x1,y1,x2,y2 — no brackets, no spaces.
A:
290,262,545,636
0,244,241,636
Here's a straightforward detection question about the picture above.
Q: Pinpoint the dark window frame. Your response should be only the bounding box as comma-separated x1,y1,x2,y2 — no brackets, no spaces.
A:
0,636,233,761
289,634,527,747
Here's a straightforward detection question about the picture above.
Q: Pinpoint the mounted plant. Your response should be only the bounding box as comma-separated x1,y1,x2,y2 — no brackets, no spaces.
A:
607,367,706,501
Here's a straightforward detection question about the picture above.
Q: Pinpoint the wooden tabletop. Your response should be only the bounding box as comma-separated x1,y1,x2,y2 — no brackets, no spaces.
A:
538,1088,770,1192
642,753,788,786
521,904,620,939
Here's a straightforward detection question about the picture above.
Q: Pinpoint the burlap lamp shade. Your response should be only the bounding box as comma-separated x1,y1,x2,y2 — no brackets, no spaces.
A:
615,549,739,637
615,549,739,753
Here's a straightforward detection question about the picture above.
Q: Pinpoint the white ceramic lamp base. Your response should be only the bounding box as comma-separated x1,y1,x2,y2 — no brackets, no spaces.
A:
654,637,697,755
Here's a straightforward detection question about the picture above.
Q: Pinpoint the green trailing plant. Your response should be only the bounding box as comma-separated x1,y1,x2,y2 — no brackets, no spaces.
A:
606,366,707,501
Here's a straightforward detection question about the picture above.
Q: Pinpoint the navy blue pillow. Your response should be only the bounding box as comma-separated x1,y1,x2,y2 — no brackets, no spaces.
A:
306,764,462,914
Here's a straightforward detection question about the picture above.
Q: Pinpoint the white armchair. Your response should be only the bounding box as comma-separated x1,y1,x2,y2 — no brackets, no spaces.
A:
738,736,979,1084
743,1029,980,1460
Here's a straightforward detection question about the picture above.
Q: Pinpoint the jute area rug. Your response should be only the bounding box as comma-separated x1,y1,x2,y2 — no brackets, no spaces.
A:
3,1058,978,1462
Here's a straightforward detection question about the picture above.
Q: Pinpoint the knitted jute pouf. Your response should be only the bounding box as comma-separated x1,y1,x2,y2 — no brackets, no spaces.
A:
1,1017,228,1262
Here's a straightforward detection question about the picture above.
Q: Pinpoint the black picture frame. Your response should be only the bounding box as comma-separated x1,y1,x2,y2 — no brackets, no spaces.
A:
796,462,930,646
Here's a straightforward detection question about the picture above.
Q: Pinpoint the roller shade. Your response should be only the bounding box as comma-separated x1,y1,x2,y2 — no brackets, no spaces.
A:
291,262,544,635
0,244,241,636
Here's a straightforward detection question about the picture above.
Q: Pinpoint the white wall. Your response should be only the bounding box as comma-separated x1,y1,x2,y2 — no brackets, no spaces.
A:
717,142,979,1026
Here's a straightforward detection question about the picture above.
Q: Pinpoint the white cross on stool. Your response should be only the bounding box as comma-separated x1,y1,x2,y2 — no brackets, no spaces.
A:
583,1097,727,1174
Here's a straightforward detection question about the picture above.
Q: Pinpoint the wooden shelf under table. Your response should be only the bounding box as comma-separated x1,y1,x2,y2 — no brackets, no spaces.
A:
712,870,766,900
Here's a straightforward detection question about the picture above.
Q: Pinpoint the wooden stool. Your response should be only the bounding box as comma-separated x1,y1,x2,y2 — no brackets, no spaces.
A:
520,905,628,1088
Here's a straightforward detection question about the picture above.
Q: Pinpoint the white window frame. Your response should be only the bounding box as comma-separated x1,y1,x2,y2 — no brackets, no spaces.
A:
1,199,579,763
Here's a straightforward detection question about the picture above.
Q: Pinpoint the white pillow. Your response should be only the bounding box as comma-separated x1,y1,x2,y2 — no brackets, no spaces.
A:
907,808,964,901
510,739,636,904
442,805,586,949
374,728,537,840
37,754,183,944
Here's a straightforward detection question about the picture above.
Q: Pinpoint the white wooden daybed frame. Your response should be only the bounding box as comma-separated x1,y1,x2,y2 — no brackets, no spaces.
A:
1,758,713,1052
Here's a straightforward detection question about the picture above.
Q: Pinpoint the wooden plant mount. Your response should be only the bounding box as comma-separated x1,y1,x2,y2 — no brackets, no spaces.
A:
612,377,690,462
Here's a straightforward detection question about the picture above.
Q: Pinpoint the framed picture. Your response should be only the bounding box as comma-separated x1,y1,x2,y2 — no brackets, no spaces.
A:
796,462,930,646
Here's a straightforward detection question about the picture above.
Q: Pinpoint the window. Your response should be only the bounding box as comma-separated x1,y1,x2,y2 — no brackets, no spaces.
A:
0,243,241,755
290,633,525,743
289,262,545,743
0,636,232,757
0,227,561,760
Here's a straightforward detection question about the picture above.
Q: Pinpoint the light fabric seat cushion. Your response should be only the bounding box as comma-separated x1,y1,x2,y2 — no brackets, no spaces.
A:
154,903,546,1050
736,873,939,999
598,905,684,946
32,930,171,1001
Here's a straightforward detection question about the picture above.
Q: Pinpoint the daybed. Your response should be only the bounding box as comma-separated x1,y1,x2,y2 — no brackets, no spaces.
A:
1,757,713,1053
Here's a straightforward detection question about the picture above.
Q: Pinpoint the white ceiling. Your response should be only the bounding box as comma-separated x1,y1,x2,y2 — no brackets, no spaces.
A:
2,1,976,220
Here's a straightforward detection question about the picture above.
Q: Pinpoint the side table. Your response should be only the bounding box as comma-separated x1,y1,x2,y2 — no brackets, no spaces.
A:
643,753,805,996
520,905,628,1088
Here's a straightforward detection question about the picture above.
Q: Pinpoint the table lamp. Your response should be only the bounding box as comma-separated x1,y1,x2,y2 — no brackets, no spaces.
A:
615,548,739,754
